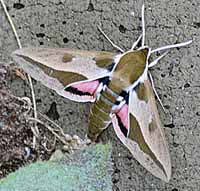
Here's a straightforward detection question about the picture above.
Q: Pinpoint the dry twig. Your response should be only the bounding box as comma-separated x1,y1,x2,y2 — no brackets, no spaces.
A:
0,0,39,148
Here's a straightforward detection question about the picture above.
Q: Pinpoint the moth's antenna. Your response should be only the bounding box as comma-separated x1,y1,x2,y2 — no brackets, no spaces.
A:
97,26,124,53
131,34,142,50
151,40,192,53
141,4,145,47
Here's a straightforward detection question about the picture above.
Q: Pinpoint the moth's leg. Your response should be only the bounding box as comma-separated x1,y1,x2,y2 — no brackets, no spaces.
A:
149,40,192,67
141,4,145,47
148,72,166,112
148,51,168,68
131,34,142,50
97,26,124,53
151,40,192,54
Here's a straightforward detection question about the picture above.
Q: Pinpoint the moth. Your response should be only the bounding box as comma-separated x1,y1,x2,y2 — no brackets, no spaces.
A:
12,5,192,181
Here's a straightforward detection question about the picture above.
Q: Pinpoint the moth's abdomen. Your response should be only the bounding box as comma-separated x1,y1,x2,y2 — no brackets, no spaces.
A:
88,86,119,141
88,103,111,141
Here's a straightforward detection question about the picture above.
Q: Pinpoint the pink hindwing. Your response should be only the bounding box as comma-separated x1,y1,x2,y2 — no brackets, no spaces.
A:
64,79,100,102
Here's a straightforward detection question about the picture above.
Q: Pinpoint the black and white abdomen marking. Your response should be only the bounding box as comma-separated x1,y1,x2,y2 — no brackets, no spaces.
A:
88,81,126,140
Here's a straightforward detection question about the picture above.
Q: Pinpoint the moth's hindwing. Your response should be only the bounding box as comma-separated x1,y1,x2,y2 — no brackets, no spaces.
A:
64,79,100,102
12,48,116,101
112,79,171,182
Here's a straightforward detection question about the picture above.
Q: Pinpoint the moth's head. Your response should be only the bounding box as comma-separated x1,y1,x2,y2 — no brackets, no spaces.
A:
111,48,149,89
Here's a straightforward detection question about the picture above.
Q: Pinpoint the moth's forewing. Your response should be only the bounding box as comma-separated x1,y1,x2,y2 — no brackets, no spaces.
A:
12,48,115,101
112,79,171,182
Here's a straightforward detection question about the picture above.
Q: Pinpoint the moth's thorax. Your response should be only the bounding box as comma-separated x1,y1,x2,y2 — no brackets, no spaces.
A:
109,48,149,92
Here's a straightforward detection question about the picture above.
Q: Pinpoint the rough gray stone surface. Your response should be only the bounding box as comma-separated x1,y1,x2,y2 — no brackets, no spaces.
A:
1,0,199,190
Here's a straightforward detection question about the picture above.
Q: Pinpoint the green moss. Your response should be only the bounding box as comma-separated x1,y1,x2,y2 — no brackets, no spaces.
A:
0,144,112,191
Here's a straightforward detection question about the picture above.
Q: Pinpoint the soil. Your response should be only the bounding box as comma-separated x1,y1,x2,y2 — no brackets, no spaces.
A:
0,65,54,178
